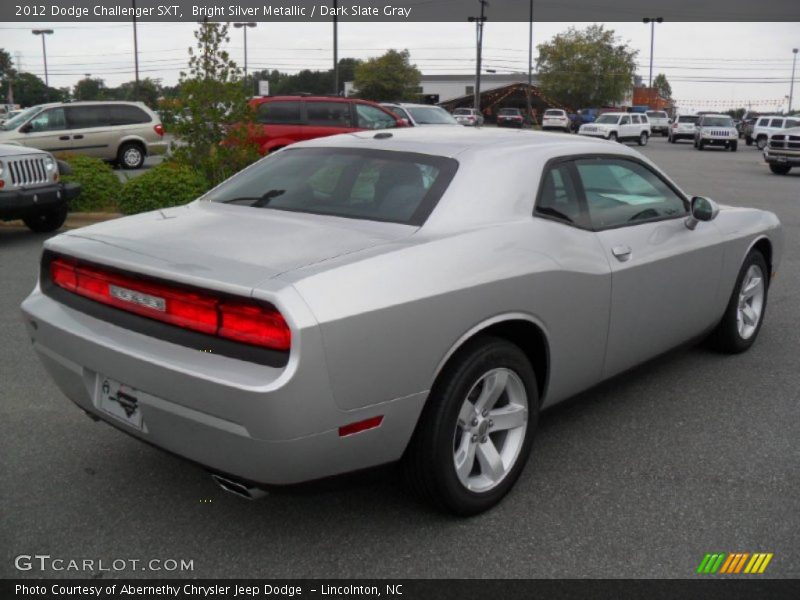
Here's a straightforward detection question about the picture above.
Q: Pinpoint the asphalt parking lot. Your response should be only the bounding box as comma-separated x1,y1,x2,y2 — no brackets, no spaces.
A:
1,135,798,579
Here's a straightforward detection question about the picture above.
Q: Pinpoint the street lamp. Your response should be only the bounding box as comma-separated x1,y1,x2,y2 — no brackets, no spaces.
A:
789,48,799,113
468,0,489,114
233,22,257,82
32,29,54,87
642,17,663,88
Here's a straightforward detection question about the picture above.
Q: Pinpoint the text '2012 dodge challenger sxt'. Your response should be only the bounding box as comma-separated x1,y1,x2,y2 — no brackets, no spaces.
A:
21,128,782,515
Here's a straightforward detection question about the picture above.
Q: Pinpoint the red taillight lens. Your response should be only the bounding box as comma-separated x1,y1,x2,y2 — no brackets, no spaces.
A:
49,257,290,351
154,123,165,137
219,301,291,351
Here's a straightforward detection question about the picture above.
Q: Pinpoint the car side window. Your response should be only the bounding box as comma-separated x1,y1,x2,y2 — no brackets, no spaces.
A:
257,101,302,125
355,104,397,129
757,118,769,126
769,118,783,127
535,163,587,228
620,116,630,125
28,108,67,132
574,158,687,230
631,115,641,124
306,102,352,127
108,104,151,125
66,106,111,129
784,119,799,128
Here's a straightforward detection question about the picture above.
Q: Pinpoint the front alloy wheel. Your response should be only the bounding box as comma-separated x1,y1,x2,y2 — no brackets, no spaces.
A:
638,132,648,146
404,337,539,515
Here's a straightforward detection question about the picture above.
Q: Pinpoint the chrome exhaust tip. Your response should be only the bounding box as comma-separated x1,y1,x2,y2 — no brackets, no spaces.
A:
211,474,268,500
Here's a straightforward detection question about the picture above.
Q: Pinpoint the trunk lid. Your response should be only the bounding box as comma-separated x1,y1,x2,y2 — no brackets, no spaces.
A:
49,202,415,293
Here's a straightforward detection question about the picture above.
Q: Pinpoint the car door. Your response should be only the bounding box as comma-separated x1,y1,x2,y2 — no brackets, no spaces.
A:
17,107,71,153
65,104,114,159
618,114,634,139
573,156,724,378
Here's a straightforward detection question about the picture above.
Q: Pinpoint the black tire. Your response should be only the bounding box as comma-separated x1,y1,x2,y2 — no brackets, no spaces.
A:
118,142,145,170
769,164,791,175
756,137,768,150
637,131,648,146
403,336,539,516
730,142,738,152
697,140,705,150
22,205,68,233
708,251,769,354
668,135,675,143
608,132,618,142
745,136,753,146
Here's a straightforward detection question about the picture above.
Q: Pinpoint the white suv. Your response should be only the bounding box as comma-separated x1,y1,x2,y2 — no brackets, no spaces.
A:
541,109,570,132
693,114,738,151
749,115,800,150
578,112,651,145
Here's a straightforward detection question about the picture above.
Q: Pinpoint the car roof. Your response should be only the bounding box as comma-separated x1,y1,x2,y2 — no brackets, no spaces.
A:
290,126,634,160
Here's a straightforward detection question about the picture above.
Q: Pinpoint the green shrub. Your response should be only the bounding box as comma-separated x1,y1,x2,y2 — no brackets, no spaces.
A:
58,154,123,212
118,161,209,215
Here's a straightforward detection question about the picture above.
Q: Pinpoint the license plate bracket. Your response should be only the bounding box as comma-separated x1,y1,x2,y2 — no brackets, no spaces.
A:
96,376,144,430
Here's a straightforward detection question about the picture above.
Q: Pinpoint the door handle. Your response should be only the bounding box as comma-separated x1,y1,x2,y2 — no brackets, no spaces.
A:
58,135,70,140
611,245,632,261
72,134,84,140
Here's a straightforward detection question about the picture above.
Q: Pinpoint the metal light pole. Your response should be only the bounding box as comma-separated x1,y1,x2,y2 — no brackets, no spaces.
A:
32,29,54,87
468,0,488,114
642,17,663,88
789,48,799,113
333,0,339,95
233,22,256,83
132,0,140,100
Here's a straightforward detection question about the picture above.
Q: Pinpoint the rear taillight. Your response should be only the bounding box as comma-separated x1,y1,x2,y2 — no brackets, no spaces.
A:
49,257,290,351
154,123,165,137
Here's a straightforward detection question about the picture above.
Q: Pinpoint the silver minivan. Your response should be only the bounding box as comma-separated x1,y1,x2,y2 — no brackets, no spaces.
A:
0,101,167,169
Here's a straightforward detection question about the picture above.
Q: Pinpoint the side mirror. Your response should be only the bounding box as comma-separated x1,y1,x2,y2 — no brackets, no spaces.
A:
685,196,719,230
19,123,32,133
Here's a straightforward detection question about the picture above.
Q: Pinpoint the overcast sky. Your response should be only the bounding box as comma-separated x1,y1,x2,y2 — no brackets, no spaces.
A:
2,21,798,112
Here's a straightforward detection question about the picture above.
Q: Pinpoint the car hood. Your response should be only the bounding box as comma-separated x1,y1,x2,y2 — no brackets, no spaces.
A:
0,141,36,154
47,201,416,292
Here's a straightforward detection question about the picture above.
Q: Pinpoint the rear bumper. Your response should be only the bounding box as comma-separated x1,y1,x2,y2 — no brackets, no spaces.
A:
0,182,79,220
20,288,426,485
146,141,169,156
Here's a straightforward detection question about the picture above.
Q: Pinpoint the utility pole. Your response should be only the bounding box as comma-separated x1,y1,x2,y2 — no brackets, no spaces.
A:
642,17,663,88
132,0,140,100
790,48,799,113
32,29,53,87
526,0,533,126
333,0,339,95
468,0,488,114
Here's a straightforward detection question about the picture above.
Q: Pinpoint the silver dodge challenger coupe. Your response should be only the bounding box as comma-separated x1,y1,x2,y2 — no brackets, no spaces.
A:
21,128,782,515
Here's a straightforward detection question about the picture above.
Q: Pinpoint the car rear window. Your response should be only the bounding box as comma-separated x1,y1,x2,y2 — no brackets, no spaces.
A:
407,106,457,124
453,108,472,115
646,111,667,119
498,108,521,115
678,116,699,123
256,101,302,124
544,110,565,116
205,148,459,226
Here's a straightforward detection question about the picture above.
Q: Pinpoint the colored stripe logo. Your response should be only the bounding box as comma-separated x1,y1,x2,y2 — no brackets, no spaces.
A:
697,552,773,574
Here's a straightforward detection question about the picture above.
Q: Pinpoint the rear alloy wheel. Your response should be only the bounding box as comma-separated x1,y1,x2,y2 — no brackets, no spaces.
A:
118,143,145,169
23,205,68,233
404,337,539,515
638,132,648,146
769,164,791,175
756,137,768,150
709,251,769,353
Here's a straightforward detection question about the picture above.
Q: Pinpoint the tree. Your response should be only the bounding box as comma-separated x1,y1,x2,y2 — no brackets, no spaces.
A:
170,22,259,186
725,108,746,120
1,48,16,103
536,25,638,109
353,49,421,102
1,72,63,106
110,78,161,108
73,77,107,101
652,73,672,99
